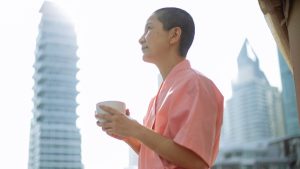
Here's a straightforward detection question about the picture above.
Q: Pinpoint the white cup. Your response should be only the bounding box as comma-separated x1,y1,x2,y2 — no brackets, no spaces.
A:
95,100,126,122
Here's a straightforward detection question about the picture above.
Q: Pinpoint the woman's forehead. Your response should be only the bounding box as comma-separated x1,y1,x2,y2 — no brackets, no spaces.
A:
146,14,159,24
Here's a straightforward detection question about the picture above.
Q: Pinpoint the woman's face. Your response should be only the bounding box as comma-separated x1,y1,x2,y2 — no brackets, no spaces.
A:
139,14,170,64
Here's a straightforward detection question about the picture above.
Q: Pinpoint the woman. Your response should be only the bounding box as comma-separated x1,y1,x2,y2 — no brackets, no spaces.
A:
96,7,224,169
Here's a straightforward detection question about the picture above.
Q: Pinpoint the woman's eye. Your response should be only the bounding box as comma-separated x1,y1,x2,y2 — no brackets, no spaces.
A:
146,25,152,30
144,27,151,34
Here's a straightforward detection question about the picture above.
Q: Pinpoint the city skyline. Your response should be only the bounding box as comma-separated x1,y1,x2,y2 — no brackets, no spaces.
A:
0,1,283,169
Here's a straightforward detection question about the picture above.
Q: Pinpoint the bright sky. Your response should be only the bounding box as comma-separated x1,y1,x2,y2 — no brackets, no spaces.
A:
0,0,281,169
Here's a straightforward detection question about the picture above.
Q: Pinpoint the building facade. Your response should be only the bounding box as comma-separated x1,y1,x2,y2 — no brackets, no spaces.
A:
28,1,82,169
215,39,299,169
278,48,300,136
222,39,285,145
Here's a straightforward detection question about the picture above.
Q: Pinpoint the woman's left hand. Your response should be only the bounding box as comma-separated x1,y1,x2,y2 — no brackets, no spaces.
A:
95,105,141,139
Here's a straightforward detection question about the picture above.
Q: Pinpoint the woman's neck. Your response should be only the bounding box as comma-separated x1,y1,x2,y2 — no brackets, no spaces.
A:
158,56,185,80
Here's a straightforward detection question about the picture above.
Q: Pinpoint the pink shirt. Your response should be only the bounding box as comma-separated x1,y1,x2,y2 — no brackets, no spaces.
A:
138,60,224,169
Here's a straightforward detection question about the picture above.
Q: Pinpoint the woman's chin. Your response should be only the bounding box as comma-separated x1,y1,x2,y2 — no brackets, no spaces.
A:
142,54,157,64
142,55,151,63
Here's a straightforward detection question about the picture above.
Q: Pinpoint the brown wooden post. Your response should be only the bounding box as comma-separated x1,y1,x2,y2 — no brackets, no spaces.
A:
287,0,300,124
258,0,300,124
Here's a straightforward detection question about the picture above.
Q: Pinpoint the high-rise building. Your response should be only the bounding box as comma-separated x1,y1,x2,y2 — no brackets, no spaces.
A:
222,39,285,145
28,1,82,169
278,48,300,136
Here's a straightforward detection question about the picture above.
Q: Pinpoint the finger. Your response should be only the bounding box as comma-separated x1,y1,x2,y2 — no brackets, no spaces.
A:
95,113,104,119
99,105,120,115
102,125,112,131
96,120,105,127
94,111,99,119
95,112,100,119
106,130,115,136
97,121,113,130
96,120,112,126
95,113,112,121
96,121,107,131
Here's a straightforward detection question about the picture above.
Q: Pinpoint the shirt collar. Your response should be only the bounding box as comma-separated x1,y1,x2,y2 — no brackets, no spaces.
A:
165,59,191,81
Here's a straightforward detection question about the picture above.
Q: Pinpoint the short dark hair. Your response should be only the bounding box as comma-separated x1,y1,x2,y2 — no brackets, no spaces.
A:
154,7,195,57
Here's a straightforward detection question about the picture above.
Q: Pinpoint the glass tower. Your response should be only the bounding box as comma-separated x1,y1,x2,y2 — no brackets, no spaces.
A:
28,1,82,169
278,48,300,136
223,39,285,144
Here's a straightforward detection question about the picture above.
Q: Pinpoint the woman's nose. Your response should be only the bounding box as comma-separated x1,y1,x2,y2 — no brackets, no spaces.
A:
139,34,145,44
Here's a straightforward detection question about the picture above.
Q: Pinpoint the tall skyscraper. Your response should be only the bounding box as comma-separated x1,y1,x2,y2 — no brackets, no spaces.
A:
28,1,82,169
222,39,285,144
278,48,300,136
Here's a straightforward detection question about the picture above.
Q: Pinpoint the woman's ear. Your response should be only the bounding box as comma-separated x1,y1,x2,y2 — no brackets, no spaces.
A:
169,27,182,44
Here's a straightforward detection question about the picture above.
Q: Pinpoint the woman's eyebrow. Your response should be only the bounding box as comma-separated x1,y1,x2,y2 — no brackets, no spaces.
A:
146,21,153,27
144,22,152,30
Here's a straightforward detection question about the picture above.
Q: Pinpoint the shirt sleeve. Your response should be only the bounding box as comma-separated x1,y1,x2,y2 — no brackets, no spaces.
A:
169,78,224,167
